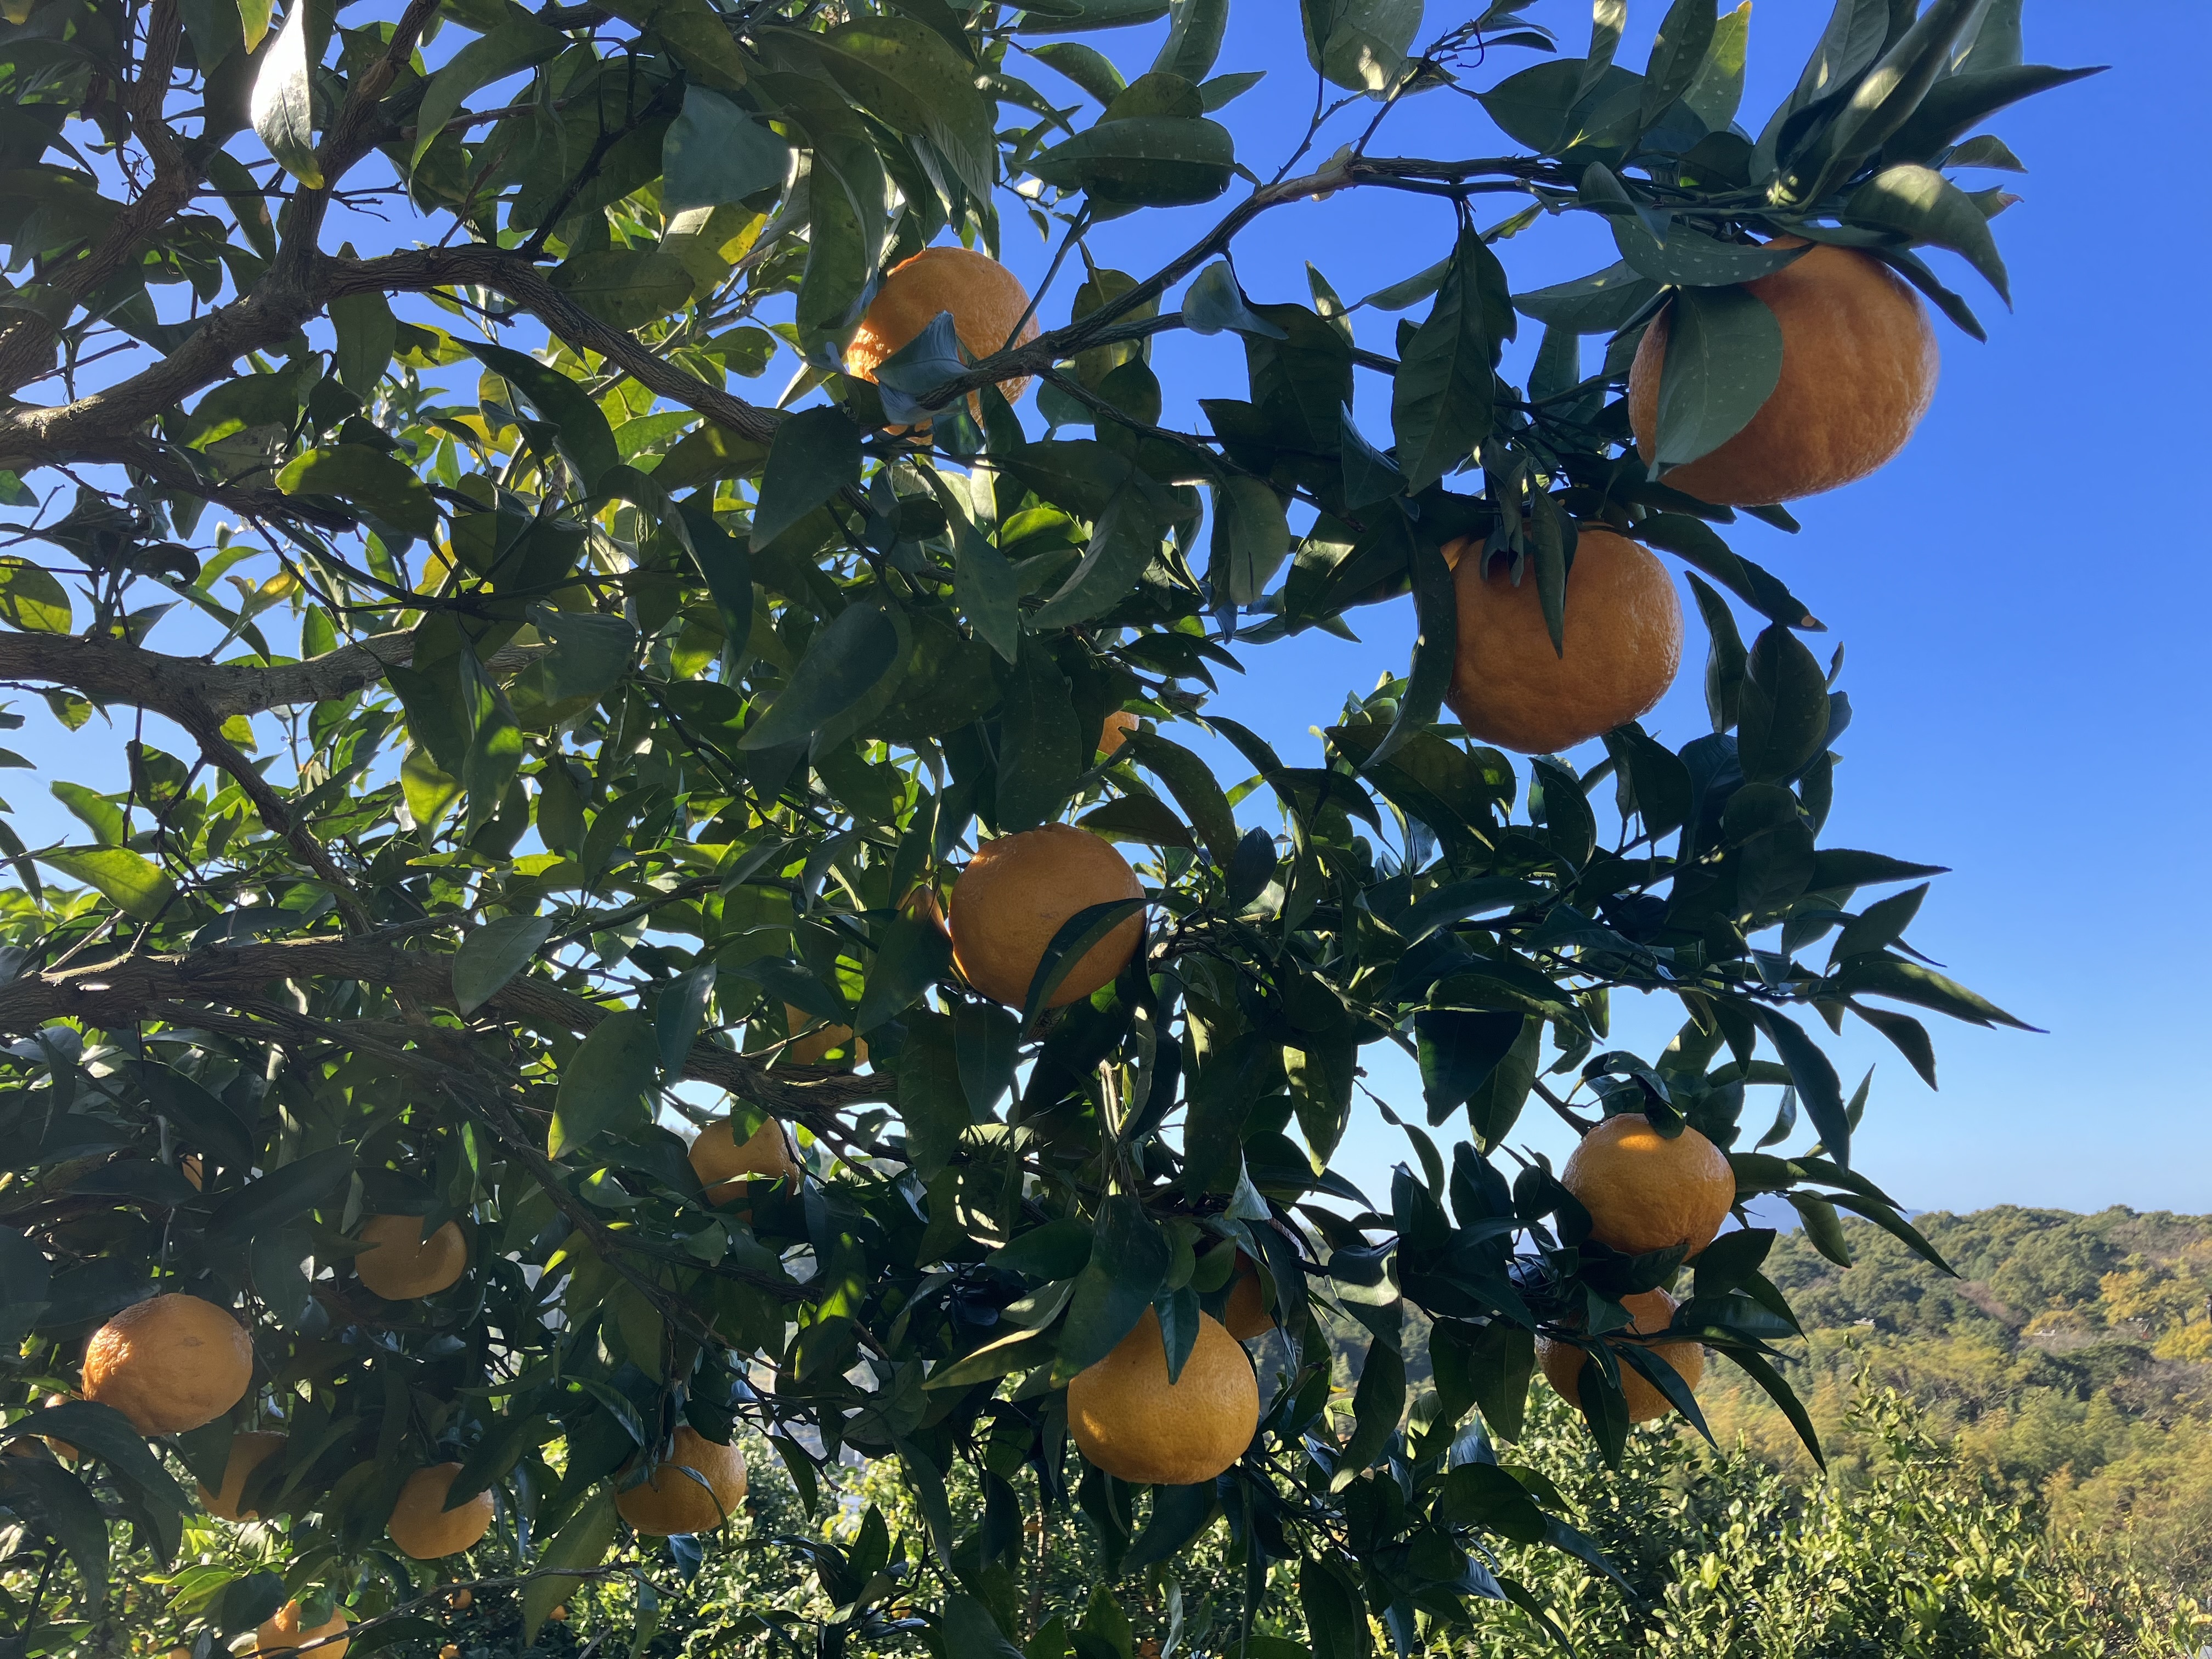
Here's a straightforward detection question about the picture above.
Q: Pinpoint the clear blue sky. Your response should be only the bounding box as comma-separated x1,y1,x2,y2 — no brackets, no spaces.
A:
10,4,2203,1216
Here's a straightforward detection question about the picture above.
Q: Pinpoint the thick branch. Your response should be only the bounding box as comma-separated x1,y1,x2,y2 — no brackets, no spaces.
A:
0,627,537,723
0,936,890,1125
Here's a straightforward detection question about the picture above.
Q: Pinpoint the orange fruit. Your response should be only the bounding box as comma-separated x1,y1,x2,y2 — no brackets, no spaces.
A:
448,1588,473,1611
1441,527,1682,755
1538,1287,1705,1424
387,1462,495,1559
439,1647,460,1659
949,824,1144,1008
1067,1308,1257,1486
844,246,1040,425
1560,1113,1736,1260
689,1115,800,1205
354,1215,467,1300
256,1602,347,1658
83,1293,253,1435
549,1607,568,1623
180,1153,202,1190
1097,710,1139,758
614,1425,747,1535
199,1429,287,1521
1221,1254,1274,1341
1628,240,1938,505
784,1002,866,1067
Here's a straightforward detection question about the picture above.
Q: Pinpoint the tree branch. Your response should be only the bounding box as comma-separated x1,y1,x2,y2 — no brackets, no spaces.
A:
0,936,892,1127
0,627,538,723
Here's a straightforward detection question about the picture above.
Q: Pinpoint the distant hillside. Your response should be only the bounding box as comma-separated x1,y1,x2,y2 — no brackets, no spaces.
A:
1697,1205,2212,1591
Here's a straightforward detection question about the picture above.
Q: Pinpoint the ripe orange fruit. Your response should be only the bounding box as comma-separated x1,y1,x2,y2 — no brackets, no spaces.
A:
548,1607,568,1623
354,1215,467,1300
689,1115,800,1205
1628,240,1938,505
1222,1254,1274,1341
613,1425,747,1535
949,824,1144,1008
785,1002,866,1067
1561,1113,1736,1259
180,1153,202,1190
83,1293,253,1435
448,1588,473,1611
1538,1287,1705,1424
387,1462,495,1559
199,1429,287,1521
1068,1308,1257,1486
844,246,1040,425
1441,528,1682,755
256,1601,347,1658
439,1647,460,1659
1097,710,1138,758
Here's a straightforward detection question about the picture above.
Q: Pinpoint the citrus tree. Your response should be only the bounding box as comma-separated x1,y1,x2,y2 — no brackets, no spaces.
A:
0,0,2092,1654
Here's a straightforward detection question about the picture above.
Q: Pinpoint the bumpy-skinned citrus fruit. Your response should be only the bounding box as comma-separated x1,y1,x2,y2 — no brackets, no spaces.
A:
689,1115,800,1205
1068,1308,1259,1486
199,1429,287,1521
354,1215,467,1300
949,824,1144,1008
785,1002,866,1067
1628,240,1938,505
1217,1252,1277,1341
1561,1113,1736,1260
1098,710,1139,758
1441,527,1683,754
614,1426,748,1535
83,1294,253,1435
387,1462,495,1559
845,247,1040,425
1538,1287,1705,1424
256,1602,347,1658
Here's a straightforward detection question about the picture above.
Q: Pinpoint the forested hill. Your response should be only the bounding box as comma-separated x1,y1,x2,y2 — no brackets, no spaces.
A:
1699,1204,2212,1588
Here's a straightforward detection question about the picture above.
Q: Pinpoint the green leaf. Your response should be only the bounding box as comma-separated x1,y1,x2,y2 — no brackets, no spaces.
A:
461,340,620,490
523,1487,617,1644
941,1594,1028,1659
1012,0,1170,30
1511,260,1660,334
1030,42,1127,104
1300,1555,1372,1659
38,848,176,921
1056,1194,1171,1375
0,557,72,633
249,1,321,188
1831,956,2036,1032
1120,730,1238,866
597,0,749,91
1028,115,1236,208
1649,285,1784,471
1789,0,1985,199
549,249,696,331
0,1457,108,1604
1640,0,1718,128
1152,0,1227,83
141,1064,254,1170
453,913,553,1015
1682,1,1750,131
1367,535,1453,768
752,407,861,550
278,445,437,539
1301,0,1424,93
330,289,395,393
1844,162,2011,302
205,1144,353,1240
811,18,998,204
740,598,908,752
1736,623,1831,782
549,1012,660,1158
1639,514,1821,633
854,907,953,1034
1752,1007,1850,1167
18,1401,189,1511
1032,486,1159,629
1183,259,1286,338
1206,475,1289,608
1880,64,2102,166
661,84,791,212
1017,896,1148,1036
1391,229,1507,494
994,641,1084,830
1432,1317,1536,1440
408,18,565,176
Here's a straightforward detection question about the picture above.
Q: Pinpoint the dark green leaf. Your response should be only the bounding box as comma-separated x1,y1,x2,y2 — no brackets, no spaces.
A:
453,913,552,1015
1648,285,1783,471
753,407,861,550
548,1012,659,1157
740,599,909,752
663,86,792,211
